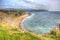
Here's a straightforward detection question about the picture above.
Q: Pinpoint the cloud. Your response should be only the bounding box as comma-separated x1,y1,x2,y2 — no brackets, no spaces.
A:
0,0,60,11
47,0,60,11
26,0,34,2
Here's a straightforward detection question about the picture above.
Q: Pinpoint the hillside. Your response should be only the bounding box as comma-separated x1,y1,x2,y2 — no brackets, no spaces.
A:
0,10,29,29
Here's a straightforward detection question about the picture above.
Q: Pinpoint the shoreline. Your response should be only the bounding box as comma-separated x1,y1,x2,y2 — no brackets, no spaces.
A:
0,13,30,29
20,13,31,29
20,13,35,32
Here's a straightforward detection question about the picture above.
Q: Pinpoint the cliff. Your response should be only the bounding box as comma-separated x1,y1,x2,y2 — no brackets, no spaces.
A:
0,10,29,29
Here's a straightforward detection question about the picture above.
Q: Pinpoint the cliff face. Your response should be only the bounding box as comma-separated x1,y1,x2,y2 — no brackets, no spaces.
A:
0,10,29,29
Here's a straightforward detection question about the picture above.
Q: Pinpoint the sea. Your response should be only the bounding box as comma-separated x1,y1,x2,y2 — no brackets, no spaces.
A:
21,11,60,34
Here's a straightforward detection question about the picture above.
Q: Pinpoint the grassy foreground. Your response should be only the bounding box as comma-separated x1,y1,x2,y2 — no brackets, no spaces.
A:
0,23,60,40
0,24,41,40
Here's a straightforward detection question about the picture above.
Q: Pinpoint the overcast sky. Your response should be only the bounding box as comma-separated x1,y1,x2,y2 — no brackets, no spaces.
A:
0,0,60,11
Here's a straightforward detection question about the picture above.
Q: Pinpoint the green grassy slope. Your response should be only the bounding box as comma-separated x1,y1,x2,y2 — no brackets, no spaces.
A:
0,24,60,40
0,24,41,40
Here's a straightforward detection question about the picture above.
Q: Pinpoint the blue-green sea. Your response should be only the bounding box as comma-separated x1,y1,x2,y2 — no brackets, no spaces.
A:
21,11,60,34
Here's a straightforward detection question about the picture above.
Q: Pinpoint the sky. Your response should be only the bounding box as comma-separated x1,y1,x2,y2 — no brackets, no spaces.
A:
0,0,60,11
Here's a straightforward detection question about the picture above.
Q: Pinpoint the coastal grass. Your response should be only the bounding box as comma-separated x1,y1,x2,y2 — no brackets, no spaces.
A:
0,23,60,40
0,24,41,40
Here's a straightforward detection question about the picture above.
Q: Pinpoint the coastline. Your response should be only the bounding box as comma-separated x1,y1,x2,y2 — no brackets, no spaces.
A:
0,13,30,30
13,13,30,29
20,13,35,32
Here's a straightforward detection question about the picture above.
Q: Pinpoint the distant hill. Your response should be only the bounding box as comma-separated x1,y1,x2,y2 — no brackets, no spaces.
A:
0,8,48,12
24,9,48,12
